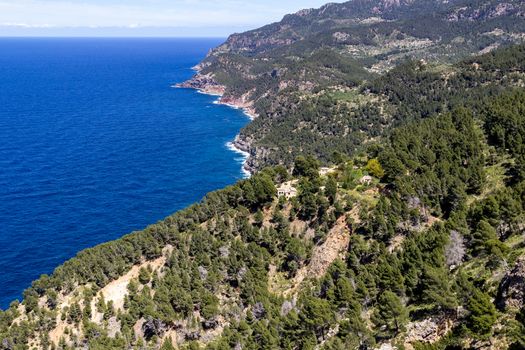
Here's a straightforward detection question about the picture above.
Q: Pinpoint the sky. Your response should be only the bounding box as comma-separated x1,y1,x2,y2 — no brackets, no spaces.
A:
0,0,345,37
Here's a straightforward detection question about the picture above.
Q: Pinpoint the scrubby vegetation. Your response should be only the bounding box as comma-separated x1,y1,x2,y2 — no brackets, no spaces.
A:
2,77,525,349
3,1,525,349
191,0,525,171
238,43,525,169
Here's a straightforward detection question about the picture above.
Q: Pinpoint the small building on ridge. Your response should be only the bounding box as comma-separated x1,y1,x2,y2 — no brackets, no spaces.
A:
277,180,298,199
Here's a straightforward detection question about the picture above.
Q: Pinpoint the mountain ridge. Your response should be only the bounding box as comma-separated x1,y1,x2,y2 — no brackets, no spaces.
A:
3,1,525,349
179,0,525,173
3,46,525,350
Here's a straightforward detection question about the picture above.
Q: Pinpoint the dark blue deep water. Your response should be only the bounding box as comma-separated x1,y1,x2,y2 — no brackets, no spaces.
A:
0,38,250,309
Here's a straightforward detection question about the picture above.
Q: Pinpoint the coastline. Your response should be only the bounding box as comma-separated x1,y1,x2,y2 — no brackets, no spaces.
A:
215,98,254,178
212,100,256,121
226,140,251,178
173,80,256,177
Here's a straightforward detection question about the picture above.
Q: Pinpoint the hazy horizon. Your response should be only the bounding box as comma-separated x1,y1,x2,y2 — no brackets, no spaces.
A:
0,0,345,37
0,26,245,38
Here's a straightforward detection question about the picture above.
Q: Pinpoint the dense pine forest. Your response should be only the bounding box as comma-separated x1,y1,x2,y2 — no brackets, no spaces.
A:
3,0,525,349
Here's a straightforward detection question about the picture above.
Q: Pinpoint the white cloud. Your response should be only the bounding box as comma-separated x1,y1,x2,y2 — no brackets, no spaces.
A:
1,22,55,28
0,0,337,27
0,0,345,35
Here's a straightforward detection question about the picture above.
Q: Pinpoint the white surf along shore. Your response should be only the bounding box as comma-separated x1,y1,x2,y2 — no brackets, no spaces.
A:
212,94,254,179
173,81,256,178
226,141,251,178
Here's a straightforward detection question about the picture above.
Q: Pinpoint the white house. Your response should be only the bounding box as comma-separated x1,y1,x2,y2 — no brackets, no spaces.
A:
277,180,298,199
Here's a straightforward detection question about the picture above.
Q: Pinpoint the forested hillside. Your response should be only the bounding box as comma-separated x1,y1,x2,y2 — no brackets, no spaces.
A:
180,0,525,172
3,1,525,349
3,83,525,349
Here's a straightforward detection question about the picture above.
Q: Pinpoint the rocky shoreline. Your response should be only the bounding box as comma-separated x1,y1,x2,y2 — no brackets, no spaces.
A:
231,134,258,175
176,73,258,119
175,73,258,175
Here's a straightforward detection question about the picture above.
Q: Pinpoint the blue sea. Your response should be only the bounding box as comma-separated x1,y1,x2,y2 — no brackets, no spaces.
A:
0,38,250,309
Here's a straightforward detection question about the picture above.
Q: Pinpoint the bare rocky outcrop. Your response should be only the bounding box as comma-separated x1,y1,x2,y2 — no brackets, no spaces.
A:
176,73,225,96
404,316,455,347
445,230,466,270
202,318,219,330
376,343,397,350
184,331,201,341
307,216,351,278
1,339,13,350
496,220,525,240
198,266,209,280
232,134,272,174
142,318,168,340
448,1,524,22
496,258,525,311
219,90,258,119
252,302,267,320
219,246,230,258
287,215,352,296
107,317,122,338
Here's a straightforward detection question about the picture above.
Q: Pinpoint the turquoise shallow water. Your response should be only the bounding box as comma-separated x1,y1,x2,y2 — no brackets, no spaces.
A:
0,38,250,309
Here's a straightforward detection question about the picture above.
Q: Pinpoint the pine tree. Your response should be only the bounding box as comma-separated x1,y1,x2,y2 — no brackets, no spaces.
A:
160,338,176,350
467,289,497,338
325,177,338,204
300,296,334,340
372,291,408,337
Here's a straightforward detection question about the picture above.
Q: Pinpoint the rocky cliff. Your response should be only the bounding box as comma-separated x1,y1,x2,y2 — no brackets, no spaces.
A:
180,0,525,172
3,2,525,350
